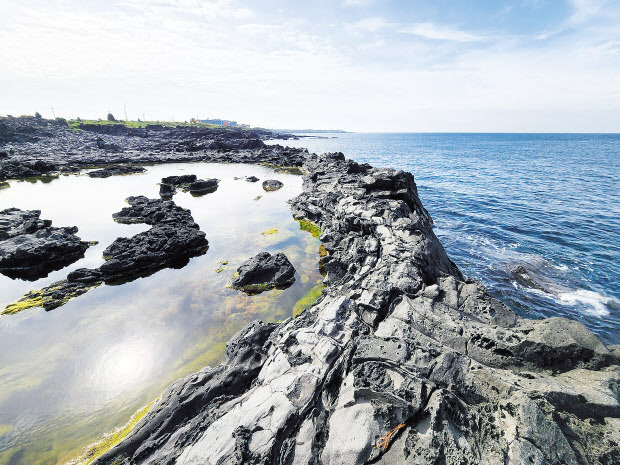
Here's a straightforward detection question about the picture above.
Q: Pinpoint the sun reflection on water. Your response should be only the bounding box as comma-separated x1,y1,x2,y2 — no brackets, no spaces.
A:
88,337,158,395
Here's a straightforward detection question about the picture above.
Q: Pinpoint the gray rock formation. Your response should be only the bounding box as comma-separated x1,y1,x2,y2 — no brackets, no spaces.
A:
230,252,296,294
96,152,620,465
0,208,91,280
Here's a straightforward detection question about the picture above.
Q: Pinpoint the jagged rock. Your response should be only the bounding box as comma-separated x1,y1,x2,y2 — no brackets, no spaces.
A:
87,165,146,178
159,175,218,198
246,176,260,182
97,152,620,465
230,252,296,294
262,179,283,191
0,208,91,280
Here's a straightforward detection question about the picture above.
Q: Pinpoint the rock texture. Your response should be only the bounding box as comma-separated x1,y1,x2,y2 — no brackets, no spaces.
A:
0,208,91,280
230,252,296,294
96,152,620,465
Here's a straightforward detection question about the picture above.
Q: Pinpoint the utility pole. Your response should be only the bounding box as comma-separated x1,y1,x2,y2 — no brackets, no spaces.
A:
50,106,55,118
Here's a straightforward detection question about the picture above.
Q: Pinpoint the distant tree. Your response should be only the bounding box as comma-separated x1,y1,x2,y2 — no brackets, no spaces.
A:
107,113,116,122
34,111,42,119
76,117,81,121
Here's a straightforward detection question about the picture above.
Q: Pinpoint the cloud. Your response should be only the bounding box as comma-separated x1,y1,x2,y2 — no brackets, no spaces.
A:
342,0,374,6
399,22,484,42
345,17,393,33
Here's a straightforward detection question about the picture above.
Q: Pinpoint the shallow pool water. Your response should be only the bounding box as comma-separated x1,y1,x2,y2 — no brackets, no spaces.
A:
0,163,322,465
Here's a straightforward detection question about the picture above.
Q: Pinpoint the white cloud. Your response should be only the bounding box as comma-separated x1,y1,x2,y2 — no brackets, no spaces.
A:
345,17,393,33
399,22,484,42
342,0,374,6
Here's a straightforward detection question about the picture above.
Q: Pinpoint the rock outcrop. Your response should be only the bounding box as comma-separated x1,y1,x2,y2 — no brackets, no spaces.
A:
0,208,91,280
96,152,620,465
262,179,284,191
230,252,296,294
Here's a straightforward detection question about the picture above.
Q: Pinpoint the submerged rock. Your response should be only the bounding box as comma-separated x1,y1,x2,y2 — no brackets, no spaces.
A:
0,208,91,280
230,251,296,294
262,179,283,191
98,152,620,465
87,165,146,178
512,264,552,293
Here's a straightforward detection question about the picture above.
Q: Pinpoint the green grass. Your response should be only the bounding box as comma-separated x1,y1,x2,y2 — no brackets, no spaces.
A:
66,119,252,131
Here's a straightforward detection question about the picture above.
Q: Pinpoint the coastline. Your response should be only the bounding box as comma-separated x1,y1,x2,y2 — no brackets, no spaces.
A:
1,118,619,464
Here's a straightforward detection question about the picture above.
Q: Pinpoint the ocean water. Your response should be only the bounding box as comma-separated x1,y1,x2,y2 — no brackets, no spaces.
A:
268,133,620,344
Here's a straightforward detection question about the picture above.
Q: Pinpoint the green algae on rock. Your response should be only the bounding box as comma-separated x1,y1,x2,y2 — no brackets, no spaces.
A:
3,280,102,314
293,283,324,317
297,218,322,238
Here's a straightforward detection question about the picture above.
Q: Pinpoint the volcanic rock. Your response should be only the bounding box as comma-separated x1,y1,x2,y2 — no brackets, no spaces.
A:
230,252,296,294
245,176,260,182
262,179,283,191
97,152,620,465
0,208,91,280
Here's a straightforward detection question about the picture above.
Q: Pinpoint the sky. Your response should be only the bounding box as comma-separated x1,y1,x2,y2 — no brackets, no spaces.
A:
1,0,619,132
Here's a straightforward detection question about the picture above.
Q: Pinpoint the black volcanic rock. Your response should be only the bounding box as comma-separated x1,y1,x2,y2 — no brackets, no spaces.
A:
0,208,91,280
87,165,146,178
245,176,259,182
96,152,620,465
230,252,295,294
262,179,283,191
159,174,218,198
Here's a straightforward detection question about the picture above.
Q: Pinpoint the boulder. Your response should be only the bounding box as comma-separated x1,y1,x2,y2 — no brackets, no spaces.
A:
245,176,260,182
230,251,296,294
262,179,283,191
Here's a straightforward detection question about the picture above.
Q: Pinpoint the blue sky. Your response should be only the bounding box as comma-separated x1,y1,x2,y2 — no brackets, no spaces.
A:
1,0,619,131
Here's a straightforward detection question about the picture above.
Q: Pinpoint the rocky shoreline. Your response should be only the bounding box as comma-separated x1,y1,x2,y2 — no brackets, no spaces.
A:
1,117,619,464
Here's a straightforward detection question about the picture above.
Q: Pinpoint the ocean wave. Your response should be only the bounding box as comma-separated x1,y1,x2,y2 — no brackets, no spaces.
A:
557,289,616,316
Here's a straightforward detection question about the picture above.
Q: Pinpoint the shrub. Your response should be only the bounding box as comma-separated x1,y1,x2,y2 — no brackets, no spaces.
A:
35,112,42,118
107,113,116,121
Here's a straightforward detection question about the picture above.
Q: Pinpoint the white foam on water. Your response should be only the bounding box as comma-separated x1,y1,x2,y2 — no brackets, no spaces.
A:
557,289,615,316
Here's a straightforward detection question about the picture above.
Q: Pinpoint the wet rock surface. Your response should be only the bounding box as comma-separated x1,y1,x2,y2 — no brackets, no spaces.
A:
230,252,296,294
0,208,91,280
87,165,146,178
262,179,283,191
4,196,208,311
96,152,620,465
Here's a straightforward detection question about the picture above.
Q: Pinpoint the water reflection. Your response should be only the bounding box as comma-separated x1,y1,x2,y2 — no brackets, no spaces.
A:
0,163,323,465
88,337,159,396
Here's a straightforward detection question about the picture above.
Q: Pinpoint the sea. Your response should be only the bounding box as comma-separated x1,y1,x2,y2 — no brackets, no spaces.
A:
267,133,620,344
